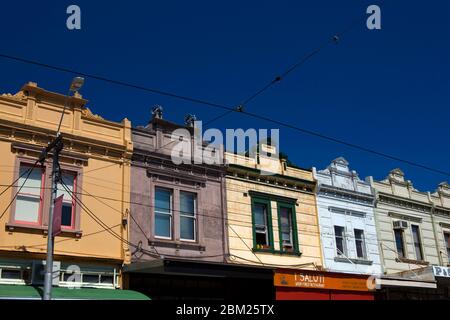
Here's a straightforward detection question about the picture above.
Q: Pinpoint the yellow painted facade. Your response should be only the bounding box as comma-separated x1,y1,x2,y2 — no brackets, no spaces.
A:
0,82,132,287
225,151,323,269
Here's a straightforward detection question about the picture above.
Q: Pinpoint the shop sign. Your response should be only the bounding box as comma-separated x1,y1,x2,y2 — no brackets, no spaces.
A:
274,270,372,292
433,266,450,278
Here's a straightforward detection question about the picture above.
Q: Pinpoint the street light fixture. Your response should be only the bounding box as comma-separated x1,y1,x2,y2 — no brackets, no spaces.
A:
69,76,84,93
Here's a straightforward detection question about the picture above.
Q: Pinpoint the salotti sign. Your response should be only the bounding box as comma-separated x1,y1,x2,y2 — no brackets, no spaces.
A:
274,270,372,292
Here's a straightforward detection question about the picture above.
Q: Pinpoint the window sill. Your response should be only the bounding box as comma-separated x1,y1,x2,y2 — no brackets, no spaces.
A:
334,256,373,265
395,257,429,266
5,223,82,238
148,239,205,251
252,248,302,256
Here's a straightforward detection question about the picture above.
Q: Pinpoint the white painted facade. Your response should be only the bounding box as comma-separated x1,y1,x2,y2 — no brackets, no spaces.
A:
313,157,382,275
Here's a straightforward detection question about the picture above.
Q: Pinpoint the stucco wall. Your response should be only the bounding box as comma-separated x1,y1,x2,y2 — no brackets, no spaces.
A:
0,83,132,265
313,158,382,275
225,152,322,268
129,124,227,263
369,169,441,274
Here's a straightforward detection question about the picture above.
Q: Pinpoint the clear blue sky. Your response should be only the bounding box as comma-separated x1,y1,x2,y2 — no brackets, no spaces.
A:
0,1,449,192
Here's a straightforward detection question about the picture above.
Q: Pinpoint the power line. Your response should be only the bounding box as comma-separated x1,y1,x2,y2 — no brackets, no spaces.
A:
68,177,160,256
0,223,123,250
0,161,38,198
203,8,366,127
1,175,442,253
4,179,389,266
1,39,449,177
236,110,450,177
0,53,232,112
0,160,41,220
59,179,136,249
58,178,224,260
0,180,436,249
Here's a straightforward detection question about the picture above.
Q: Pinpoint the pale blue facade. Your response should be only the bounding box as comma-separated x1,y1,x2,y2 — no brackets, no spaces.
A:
313,157,382,276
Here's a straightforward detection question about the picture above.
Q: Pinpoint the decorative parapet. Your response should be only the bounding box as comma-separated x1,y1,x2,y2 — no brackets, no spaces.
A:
0,82,132,159
313,157,374,203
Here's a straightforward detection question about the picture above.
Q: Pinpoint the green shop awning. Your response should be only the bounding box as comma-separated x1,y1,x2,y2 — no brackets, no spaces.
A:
0,285,150,300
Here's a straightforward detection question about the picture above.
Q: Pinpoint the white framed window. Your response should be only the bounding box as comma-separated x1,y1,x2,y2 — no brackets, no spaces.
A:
154,188,173,239
14,164,45,225
180,191,197,241
334,225,347,256
279,206,294,251
0,265,29,285
411,225,424,261
394,228,407,259
59,266,118,289
354,229,366,259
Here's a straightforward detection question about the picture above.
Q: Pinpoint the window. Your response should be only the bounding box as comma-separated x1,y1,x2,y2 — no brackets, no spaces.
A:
14,164,44,224
278,205,296,252
59,266,117,288
411,225,424,261
354,229,366,259
154,188,173,239
0,263,29,285
334,226,346,256
180,192,196,241
57,172,76,229
253,199,271,249
444,232,450,263
394,229,406,258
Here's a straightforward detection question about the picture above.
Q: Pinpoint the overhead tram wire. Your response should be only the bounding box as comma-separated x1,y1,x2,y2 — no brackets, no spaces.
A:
0,53,232,113
0,158,43,198
0,180,441,246
3,174,388,263
65,176,160,256
58,179,223,260
0,159,41,220
1,34,449,177
203,9,368,127
59,179,137,248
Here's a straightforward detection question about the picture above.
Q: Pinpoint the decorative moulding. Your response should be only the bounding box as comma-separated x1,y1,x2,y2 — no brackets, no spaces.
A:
388,211,422,223
81,107,104,121
438,222,450,229
334,256,373,265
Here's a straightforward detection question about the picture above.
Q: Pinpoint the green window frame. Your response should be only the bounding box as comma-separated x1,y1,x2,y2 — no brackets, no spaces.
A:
251,197,274,251
277,202,300,255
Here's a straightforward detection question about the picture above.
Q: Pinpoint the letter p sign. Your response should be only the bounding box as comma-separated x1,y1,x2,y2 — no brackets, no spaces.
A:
66,5,81,30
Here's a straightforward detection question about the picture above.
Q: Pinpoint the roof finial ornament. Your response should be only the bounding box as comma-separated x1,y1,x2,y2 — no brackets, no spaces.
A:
184,114,197,127
152,105,163,119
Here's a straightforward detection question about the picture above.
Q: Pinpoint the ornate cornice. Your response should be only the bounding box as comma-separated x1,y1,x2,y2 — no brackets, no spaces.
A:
0,91,27,101
439,222,450,229
81,107,104,121
227,164,315,194
378,194,432,214
317,184,374,205
132,149,226,177
0,124,129,162
388,211,422,223
146,165,207,187
434,207,450,218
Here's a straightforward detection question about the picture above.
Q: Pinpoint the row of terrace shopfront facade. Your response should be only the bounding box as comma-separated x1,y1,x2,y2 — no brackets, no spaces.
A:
0,83,449,300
